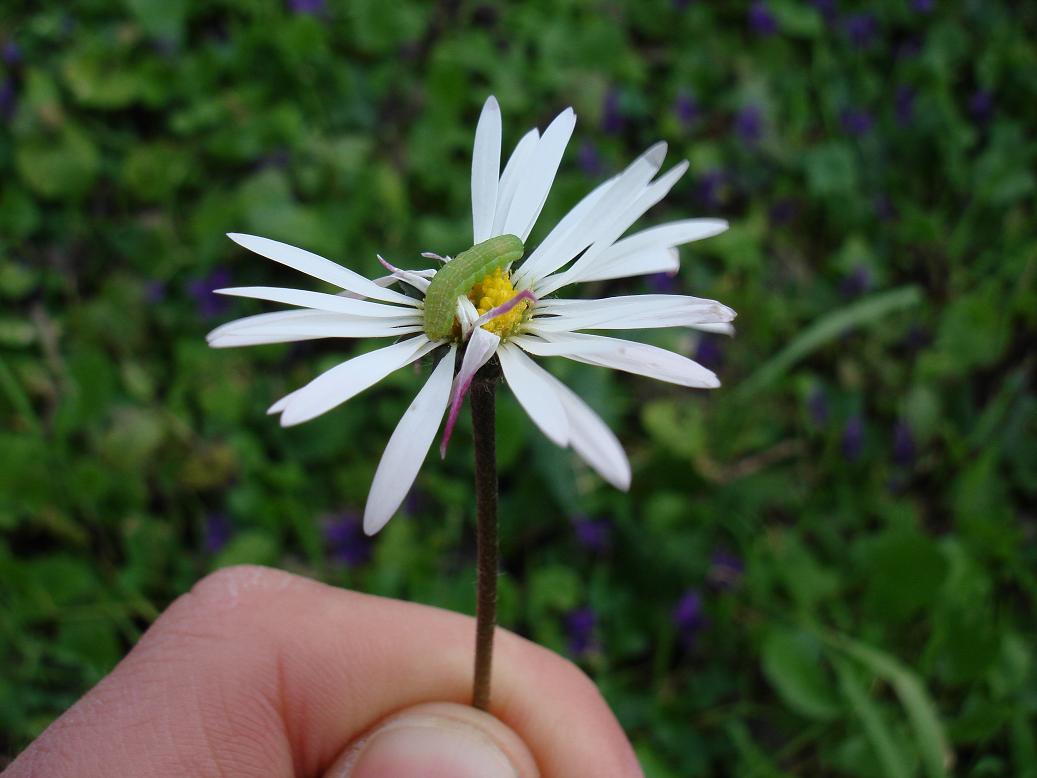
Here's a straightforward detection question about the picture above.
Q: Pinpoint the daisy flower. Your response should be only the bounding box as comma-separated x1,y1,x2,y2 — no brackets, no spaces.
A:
208,96,735,535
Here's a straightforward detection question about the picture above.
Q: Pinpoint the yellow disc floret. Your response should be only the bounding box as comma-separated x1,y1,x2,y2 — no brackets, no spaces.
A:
468,267,529,339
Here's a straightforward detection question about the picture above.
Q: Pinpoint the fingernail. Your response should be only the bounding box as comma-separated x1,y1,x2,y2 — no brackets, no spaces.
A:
337,713,518,778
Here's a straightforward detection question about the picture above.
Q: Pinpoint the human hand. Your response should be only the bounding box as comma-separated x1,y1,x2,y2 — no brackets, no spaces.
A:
4,565,643,777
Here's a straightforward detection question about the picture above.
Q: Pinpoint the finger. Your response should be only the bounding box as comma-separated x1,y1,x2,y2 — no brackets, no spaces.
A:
323,702,539,778
6,565,642,778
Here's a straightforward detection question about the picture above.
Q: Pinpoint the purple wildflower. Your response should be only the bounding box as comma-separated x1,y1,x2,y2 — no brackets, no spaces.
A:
323,513,371,566
601,89,624,135
322,512,372,567
0,78,16,121
566,607,597,656
894,86,916,125
769,198,798,226
808,386,829,427
735,105,763,144
968,89,994,124
873,195,898,222
892,420,916,467
897,36,924,60
840,107,874,137
646,271,678,294
844,12,879,48
842,414,865,461
288,0,326,14
1,41,20,66
694,336,724,371
840,264,873,297
204,513,233,554
577,140,603,177
903,324,931,352
695,169,727,210
811,0,837,24
672,589,706,647
674,90,700,130
748,1,779,36
185,267,231,319
708,550,744,590
145,280,167,304
911,0,934,11
571,515,612,555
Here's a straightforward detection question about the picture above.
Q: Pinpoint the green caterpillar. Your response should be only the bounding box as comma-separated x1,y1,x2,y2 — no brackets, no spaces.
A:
423,234,525,340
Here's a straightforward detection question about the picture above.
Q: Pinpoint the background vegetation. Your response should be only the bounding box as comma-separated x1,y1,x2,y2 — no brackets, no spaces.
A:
1,1,1035,775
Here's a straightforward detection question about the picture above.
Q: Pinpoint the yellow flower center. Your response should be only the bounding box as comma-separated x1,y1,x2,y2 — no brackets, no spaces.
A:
468,267,529,339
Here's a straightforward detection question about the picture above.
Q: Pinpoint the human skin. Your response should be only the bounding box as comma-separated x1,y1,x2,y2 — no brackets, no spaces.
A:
3,565,643,778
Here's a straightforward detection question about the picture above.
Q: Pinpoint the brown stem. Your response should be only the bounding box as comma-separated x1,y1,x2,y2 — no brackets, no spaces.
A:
470,360,500,711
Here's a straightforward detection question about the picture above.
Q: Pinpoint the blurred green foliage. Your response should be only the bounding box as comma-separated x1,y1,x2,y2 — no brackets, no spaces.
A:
1,0,1036,775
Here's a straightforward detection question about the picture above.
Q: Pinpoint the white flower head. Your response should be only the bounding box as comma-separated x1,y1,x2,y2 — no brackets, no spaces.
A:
208,96,735,535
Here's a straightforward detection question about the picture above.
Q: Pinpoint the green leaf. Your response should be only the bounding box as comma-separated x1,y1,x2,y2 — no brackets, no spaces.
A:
834,658,912,778
761,629,841,720
124,0,188,41
860,530,948,623
804,143,858,196
737,286,923,398
832,635,952,778
213,531,278,568
15,126,100,200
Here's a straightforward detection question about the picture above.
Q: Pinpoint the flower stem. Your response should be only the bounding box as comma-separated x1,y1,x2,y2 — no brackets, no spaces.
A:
470,359,500,711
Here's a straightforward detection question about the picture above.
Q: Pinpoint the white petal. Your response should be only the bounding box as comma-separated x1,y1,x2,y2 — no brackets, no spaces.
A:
574,247,680,284
534,159,690,297
535,368,630,490
472,97,502,244
511,176,615,287
209,318,424,347
693,322,736,336
492,128,540,238
456,295,480,341
363,347,456,535
603,218,728,258
512,331,719,389
212,310,421,337
497,344,570,447
227,233,419,306
513,141,668,287
530,294,735,332
502,107,577,241
216,286,421,318
207,308,333,340
274,337,437,426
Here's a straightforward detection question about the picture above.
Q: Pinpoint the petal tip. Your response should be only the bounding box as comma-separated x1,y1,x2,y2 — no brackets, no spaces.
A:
363,512,387,536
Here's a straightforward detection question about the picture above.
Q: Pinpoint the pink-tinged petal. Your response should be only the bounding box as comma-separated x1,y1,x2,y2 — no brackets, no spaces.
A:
439,327,500,457
363,347,456,535
472,289,538,330
377,254,431,292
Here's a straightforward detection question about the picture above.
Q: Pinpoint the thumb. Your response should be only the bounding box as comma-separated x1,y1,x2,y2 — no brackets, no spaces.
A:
324,702,540,778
